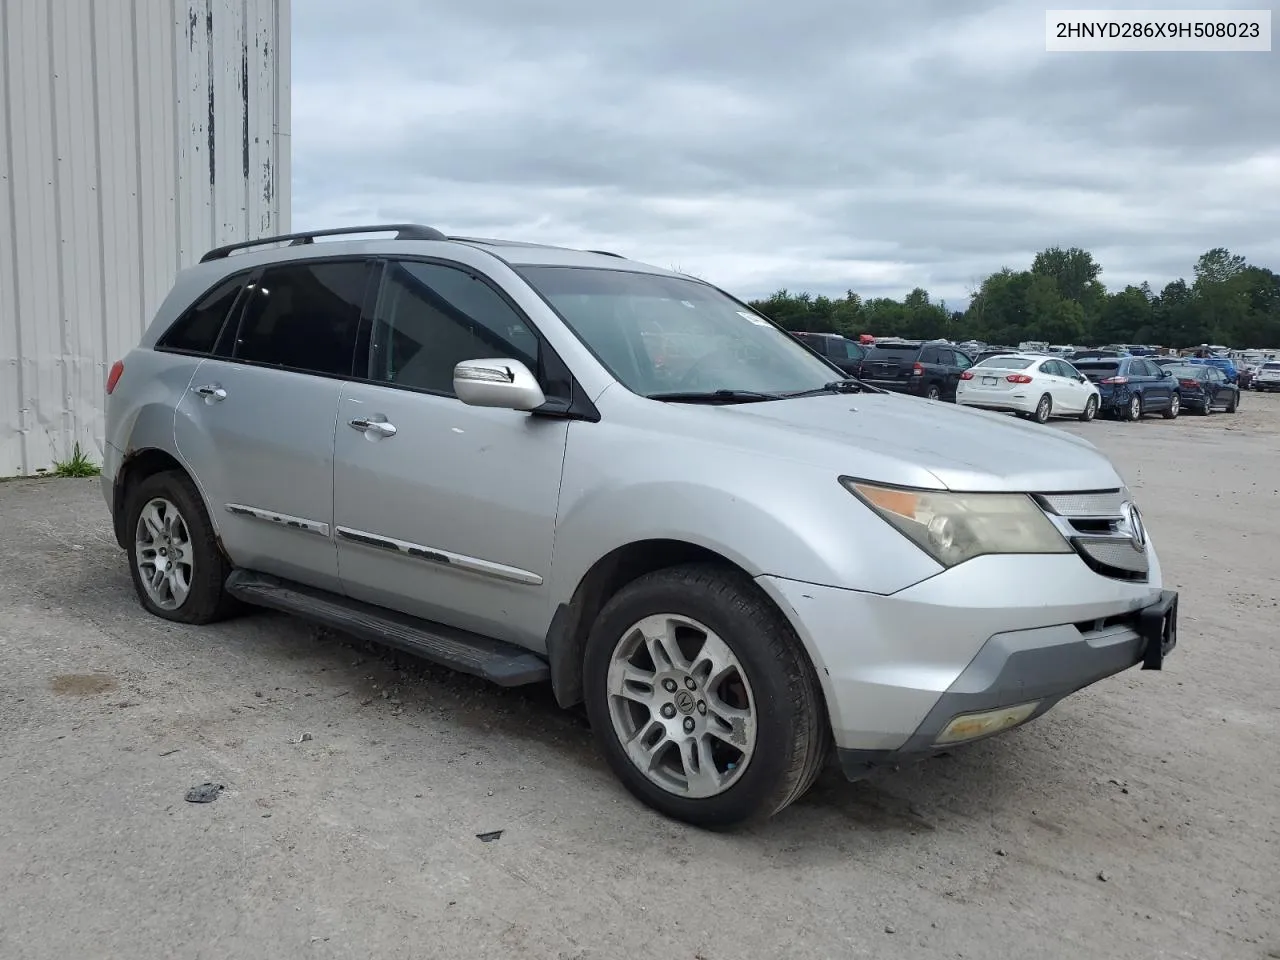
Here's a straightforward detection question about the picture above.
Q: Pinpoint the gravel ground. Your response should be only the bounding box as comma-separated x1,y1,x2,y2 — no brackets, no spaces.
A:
2,394,1278,960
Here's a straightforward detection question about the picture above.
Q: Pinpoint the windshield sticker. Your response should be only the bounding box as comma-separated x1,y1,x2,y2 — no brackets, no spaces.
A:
738,311,771,326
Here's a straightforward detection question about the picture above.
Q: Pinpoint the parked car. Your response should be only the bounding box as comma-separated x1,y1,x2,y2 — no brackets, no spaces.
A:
1186,356,1240,385
1068,349,1125,362
957,353,1101,423
973,346,1018,363
101,223,1179,828
1073,356,1180,420
1253,360,1280,392
1163,363,1240,414
792,331,866,376
857,339,973,400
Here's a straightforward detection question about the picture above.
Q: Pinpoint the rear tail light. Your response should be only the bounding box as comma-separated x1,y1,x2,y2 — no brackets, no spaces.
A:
106,360,124,395
1006,374,1033,384
960,370,974,380
1178,379,1199,389
911,362,924,376
1099,376,1129,384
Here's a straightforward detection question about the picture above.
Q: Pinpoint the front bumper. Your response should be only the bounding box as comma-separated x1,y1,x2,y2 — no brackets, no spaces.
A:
756,551,1177,782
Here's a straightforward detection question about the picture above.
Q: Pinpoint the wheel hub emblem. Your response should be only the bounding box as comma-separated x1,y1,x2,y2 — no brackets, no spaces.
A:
674,690,696,715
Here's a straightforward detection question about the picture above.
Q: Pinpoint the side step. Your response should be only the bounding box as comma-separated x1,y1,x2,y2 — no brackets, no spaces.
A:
224,570,550,687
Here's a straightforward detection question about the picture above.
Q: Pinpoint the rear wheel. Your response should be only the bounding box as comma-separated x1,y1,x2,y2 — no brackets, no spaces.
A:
124,470,240,624
925,384,941,401
1032,393,1052,424
1227,390,1238,413
1078,394,1099,422
1162,392,1180,419
583,564,829,828
1125,394,1143,421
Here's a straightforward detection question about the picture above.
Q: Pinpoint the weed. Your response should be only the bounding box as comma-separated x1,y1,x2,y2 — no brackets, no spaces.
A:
51,443,100,478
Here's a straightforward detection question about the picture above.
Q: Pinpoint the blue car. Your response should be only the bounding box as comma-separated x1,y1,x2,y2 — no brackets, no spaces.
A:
1163,363,1240,414
1186,356,1239,385
1073,356,1180,420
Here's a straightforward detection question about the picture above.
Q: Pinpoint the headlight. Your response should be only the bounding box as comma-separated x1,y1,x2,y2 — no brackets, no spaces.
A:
840,478,1073,568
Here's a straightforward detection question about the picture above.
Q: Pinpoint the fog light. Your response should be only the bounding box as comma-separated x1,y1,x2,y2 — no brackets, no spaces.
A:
934,701,1040,745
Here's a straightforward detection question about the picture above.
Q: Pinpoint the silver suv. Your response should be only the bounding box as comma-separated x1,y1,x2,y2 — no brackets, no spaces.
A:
103,224,1178,827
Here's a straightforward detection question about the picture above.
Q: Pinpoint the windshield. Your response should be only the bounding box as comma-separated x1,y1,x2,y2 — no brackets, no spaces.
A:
518,266,843,397
974,356,1033,369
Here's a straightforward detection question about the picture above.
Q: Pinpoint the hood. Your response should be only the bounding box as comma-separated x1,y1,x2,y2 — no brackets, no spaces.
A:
714,391,1124,493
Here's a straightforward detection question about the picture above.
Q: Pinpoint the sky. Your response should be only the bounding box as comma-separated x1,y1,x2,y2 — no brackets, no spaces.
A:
291,0,1280,307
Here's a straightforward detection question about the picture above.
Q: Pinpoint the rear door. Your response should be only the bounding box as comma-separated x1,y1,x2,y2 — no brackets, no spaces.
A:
174,258,373,593
831,337,865,375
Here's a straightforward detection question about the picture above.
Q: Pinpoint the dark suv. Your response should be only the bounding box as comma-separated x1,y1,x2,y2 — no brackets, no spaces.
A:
857,340,973,401
792,331,866,375
1073,356,1179,420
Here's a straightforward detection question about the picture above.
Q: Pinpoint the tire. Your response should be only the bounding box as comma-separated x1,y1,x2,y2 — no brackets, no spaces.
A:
925,384,941,401
1227,390,1238,413
1125,393,1143,421
124,469,240,624
1202,398,1213,416
1078,394,1099,422
582,563,829,829
1032,393,1052,424
1162,392,1180,419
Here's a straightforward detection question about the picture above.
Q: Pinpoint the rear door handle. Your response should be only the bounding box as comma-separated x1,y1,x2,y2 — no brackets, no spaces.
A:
194,384,227,401
349,417,397,438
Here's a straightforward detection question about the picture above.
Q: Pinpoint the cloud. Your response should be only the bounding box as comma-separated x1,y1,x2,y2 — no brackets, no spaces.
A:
291,0,1280,305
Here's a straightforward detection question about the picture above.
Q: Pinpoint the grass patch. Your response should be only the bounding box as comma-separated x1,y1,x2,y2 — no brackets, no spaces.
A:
51,443,101,478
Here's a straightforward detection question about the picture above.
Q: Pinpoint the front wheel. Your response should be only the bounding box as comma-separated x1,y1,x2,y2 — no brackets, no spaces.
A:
1162,392,1180,419
583,564,829,828
1078,394,1099,422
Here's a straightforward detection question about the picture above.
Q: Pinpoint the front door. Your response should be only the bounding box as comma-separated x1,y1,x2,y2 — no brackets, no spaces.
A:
332,258,569,650
174,258,372,592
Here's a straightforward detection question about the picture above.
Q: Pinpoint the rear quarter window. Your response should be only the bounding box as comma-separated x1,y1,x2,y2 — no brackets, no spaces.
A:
157,274,247,354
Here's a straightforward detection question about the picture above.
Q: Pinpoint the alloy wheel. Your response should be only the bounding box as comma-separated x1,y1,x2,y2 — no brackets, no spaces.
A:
134,497,193,610
606,614,757,799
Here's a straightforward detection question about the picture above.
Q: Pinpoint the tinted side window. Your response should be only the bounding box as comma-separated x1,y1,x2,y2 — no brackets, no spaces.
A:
231,260,369,376
919,346,939,364
158,274,245,353
368,260,539,395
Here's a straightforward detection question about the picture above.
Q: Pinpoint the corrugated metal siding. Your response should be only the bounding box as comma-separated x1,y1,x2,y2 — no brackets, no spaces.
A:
0,0,289,476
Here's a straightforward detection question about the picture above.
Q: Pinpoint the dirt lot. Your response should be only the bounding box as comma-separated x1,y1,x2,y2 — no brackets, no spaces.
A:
2,394,1278,960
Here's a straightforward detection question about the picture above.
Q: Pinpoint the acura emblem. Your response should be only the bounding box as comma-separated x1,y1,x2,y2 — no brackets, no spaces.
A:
1121,502,1147,550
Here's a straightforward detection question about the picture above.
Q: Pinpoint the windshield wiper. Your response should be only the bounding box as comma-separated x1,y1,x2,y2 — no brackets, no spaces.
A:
779,379,868,398
646,389,782,403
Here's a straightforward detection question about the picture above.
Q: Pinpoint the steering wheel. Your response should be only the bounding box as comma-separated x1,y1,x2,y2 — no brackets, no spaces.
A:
675,350,727,390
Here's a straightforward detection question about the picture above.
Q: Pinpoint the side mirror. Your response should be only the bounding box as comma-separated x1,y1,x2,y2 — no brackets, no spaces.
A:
453,358,546,411
1077,374,1087,382
1161,369,1172,378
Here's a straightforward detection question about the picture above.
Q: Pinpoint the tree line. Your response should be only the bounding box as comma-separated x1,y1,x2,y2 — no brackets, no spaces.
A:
747,247,1280,349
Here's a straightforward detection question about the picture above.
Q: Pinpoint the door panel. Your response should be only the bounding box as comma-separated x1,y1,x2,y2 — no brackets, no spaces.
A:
175,360,344,590
332,256,570,650
333,384,568,649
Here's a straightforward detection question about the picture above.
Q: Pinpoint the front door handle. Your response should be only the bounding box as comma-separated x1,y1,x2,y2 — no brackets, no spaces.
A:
195,384,227,402
349,417,397,438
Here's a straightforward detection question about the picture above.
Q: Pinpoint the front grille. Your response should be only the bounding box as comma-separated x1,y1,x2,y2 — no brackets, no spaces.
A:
1035,489,1150,582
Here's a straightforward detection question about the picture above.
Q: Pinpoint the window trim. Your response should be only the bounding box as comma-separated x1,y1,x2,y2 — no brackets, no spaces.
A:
207,255,380,381
154,269,256,358
349,255,601,422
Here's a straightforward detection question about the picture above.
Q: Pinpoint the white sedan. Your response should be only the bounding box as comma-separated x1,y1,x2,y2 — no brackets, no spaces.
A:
956,353,1101,424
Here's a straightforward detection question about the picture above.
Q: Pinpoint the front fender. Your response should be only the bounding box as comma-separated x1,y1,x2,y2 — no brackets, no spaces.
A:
547,425,943,607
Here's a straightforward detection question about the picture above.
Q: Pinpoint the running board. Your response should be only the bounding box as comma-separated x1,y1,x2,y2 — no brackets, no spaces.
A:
224,570,550,687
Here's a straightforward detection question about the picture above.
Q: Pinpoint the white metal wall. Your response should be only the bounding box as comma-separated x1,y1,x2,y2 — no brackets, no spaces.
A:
0,0,290,476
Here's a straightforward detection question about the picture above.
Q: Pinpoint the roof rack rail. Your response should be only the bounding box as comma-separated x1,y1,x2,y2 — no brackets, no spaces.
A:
199,223,448,263
585,249,625,258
